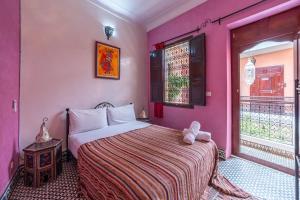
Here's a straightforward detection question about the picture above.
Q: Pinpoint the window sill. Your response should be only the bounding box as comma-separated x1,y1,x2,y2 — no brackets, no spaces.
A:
163,102,194,109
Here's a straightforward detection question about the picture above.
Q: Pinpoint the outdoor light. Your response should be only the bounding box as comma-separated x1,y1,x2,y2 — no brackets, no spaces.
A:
244,57,256,85
104,26,114,40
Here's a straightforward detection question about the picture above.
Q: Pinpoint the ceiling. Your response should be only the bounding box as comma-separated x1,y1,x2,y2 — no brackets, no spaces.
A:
91,0,207,31
240,41,293,58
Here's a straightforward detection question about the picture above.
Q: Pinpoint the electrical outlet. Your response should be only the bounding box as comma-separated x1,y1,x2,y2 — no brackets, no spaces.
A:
12,100,17,112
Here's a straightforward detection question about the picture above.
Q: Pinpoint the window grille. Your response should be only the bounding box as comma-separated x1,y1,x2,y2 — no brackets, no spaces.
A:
164,41,190,104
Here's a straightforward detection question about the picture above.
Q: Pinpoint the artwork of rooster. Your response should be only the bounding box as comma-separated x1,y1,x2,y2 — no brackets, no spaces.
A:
100,49,113,74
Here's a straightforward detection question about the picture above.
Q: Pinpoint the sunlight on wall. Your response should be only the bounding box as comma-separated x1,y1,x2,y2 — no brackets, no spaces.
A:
240,42,294,98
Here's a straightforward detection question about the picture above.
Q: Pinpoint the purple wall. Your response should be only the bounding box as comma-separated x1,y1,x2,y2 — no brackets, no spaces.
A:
148,0,299,157
0,0,20,196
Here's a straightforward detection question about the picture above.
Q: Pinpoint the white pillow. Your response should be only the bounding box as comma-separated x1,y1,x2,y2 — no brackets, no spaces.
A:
107,104,136,125
69,108,108,135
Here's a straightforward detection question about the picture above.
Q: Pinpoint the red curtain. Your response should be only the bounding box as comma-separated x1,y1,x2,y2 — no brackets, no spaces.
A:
154,102,163,118
154,42,165,50
153,42,165,118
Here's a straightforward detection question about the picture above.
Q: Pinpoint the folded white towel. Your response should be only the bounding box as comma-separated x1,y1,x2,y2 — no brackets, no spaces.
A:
183,132,196,144
195,131,211,142
183,121,201,135
182,121,202,144
182,128,190,136
189,121,201,133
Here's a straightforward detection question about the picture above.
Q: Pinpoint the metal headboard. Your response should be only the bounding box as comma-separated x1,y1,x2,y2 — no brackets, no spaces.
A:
65,102,115,160
94,102,114,109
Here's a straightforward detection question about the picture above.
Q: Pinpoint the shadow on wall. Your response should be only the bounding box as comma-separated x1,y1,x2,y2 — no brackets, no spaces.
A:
48,111,67,149
19,111,66,160
9,141,18,179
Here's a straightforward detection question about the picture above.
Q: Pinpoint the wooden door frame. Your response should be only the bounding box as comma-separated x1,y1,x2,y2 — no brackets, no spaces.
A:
294,32,300,200
231,6,300,158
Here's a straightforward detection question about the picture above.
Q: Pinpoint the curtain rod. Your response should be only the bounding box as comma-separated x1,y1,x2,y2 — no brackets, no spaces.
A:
162,27,200,44
211,0,268,24
154,0,268,46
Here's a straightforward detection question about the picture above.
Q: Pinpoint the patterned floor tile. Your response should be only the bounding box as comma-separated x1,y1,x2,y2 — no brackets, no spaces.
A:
219,157,296,200
9,161,85,200
8,157,296,200
240,145,294,169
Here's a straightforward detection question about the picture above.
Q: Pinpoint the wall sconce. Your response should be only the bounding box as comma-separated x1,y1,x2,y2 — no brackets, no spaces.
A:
104,26,114,40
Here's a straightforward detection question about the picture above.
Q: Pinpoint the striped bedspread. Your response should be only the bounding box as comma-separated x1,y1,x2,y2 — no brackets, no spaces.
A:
78,125,251,200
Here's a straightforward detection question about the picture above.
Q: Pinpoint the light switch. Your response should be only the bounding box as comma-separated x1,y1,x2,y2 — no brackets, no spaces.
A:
206,91,212,96
12,100,17,112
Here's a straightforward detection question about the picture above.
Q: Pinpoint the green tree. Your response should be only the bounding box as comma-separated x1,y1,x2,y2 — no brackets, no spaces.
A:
167,74,189,101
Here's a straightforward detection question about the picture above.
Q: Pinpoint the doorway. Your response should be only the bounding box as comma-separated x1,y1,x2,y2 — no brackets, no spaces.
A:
231,6,300,174
239,41,294,171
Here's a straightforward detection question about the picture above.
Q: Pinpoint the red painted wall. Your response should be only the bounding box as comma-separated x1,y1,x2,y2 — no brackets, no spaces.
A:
0,0,20,196
147,0,300,157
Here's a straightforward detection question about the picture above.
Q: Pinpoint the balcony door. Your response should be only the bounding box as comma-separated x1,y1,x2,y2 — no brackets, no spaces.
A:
294,31,300,200
231,6,300,174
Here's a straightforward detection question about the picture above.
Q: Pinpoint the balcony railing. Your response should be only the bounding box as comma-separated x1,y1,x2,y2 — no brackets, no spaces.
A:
240,96,294,146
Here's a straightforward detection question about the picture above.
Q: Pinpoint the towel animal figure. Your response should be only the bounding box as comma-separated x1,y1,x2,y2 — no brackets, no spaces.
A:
195,131,211,142
182,121,211,144
182,121,200,144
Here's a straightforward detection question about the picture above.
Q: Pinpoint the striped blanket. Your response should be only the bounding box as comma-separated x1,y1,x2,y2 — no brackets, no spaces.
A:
78,125,251,200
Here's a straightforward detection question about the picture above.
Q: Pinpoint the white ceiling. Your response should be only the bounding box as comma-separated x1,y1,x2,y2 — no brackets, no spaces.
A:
240,41,293,58
91,0,207,31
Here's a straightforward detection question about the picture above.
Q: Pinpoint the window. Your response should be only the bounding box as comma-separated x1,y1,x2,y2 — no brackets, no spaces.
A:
164,41,190,105
150,33,206,107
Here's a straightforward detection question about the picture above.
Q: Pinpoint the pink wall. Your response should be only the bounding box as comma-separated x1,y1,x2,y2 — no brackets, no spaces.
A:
20,0,148,152
0,0,20,196
147,0,300,157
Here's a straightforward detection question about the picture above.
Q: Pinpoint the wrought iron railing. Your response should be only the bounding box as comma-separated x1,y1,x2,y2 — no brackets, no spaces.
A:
240,96,294,145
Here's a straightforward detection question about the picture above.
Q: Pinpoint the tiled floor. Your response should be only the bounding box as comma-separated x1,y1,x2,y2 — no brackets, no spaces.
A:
240,145,294,169
8,161,228,200
9,157,297,200
219,156,296,200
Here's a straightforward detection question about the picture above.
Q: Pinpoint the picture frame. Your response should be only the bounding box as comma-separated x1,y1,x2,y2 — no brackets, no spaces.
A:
95,41,120,79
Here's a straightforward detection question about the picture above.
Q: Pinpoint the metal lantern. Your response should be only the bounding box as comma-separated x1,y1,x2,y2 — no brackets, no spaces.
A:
244,57,256,85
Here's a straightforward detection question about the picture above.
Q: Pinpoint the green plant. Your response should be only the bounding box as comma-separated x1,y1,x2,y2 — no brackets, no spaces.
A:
167,74,189,101
240,115,293,145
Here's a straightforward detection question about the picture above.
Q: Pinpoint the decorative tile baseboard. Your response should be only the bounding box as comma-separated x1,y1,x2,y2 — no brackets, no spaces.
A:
241,139,293,159
218,148,226,160
0,165,23,200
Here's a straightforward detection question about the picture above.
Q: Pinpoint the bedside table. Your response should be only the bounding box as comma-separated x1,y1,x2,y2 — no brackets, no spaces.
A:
136,117,151,123
23,138,62,187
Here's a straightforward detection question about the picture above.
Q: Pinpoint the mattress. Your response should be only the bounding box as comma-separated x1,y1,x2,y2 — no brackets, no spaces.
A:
68,120,150,158
77,124,251,200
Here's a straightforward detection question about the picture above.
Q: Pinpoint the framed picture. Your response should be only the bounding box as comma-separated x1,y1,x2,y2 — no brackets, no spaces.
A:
95,41,120,79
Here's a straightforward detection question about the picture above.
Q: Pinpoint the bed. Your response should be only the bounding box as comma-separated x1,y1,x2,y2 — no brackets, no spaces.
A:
66,102,252,200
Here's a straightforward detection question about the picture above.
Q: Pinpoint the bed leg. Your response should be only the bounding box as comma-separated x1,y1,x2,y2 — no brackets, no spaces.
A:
67,150,70,162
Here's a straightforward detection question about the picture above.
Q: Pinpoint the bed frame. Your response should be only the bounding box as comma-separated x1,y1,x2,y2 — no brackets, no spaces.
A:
65,102,115,161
